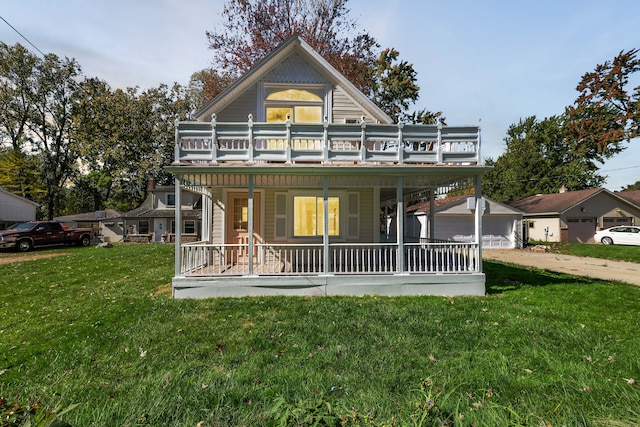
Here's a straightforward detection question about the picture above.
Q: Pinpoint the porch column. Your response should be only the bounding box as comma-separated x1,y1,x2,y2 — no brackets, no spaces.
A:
396,176,404,273
429,190,435,241
201,189,212,242
474,175,483,273
248,175,254,275
205,189,213,242
373,187,380,243
323,176,330,275
174,176,182,278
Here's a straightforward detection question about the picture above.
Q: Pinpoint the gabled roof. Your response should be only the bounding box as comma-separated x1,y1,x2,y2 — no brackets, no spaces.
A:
121,186,201,219
0,186,39,207
407,195,523,215
194,35,392,124
507,188,611,214
617,190,640,207
55,209,121,222
406,195,468,214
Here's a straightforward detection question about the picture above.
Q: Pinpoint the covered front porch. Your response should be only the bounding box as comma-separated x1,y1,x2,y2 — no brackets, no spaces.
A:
168,166,489,298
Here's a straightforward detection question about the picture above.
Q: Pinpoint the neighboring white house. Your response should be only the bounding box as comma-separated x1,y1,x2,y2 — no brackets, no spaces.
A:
166,36,491,298
405,195,524,249
0,186,38,229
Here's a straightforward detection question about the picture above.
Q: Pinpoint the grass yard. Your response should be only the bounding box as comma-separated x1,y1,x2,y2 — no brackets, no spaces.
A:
1,243,640,426
533,241,640,264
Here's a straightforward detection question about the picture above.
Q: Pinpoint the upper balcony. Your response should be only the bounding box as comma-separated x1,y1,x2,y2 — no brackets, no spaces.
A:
174,115,481,167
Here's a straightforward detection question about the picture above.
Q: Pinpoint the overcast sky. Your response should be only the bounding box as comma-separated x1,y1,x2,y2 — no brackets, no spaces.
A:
2,0,639,191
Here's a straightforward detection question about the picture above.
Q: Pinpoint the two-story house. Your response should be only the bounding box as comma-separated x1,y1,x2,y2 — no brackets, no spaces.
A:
121,179,202,243
167,36,491,298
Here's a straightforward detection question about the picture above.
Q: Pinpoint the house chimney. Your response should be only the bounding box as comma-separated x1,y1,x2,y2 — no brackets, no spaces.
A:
147,178,156,191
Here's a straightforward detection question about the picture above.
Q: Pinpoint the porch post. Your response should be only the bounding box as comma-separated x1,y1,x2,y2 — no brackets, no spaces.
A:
396,176,404,273
323,176,330,275
474,174,483,273
204,189,213,242
248,175,254,275
174,176,182,278
429,190,435,241
200,189,209,242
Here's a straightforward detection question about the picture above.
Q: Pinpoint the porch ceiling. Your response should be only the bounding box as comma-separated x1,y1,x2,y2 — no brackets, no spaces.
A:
165,164,491,190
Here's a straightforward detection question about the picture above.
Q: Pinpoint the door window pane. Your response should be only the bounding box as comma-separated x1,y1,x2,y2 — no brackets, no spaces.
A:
233,198,248,231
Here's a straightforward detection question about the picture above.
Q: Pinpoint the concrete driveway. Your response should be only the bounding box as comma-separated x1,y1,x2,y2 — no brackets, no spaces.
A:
483,249,640,286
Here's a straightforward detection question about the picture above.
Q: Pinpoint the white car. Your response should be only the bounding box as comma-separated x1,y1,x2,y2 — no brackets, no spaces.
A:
594,226,640,246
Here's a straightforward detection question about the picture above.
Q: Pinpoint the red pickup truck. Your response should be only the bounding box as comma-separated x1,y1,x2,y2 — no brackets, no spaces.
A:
0,221,93,252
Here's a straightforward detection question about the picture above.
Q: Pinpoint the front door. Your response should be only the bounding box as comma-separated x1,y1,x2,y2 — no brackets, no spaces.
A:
226,192,261,265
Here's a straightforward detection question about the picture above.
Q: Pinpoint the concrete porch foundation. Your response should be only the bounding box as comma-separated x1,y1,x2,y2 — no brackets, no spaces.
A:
172,273,486,298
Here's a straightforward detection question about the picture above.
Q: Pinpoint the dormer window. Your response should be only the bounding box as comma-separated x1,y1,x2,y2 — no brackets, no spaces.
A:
265,88,323,123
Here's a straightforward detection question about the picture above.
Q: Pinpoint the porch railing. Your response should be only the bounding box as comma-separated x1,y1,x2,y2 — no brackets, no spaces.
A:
180,242,479,276
175,116,481,166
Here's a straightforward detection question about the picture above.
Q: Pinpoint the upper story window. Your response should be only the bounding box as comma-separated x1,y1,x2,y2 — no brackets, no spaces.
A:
167,194,176,207
265,89,323,123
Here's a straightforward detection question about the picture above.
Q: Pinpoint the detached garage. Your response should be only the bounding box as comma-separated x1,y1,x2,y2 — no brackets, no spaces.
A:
405,195,524,249
0,186,38,229
508,188,640,243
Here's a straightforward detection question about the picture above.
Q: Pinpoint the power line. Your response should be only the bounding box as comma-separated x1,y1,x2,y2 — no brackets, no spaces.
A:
599,164,640,174
0,14,98,97
0,14,46,57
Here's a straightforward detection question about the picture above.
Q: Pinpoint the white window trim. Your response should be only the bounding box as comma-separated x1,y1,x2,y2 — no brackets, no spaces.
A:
171,219,197,235
257,83,331,122
183,219,196,235
274,190,359,242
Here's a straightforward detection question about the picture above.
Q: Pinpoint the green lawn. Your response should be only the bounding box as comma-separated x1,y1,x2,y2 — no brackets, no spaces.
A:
532,241,640,264
1,244,639,426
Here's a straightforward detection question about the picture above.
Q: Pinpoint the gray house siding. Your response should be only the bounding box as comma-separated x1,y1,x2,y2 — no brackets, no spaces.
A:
332,87,378,124
208,187,374,245
215,86,258,122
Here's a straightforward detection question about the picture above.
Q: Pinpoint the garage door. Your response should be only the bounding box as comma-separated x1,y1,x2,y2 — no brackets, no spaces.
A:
567,218,595,242
435,216,514,248
603,217,633,228
483,216,514,248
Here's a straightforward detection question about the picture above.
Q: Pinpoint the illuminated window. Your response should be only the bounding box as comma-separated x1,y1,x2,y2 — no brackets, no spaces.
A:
293,196,339,236
267,89,322,102
265,89,323,123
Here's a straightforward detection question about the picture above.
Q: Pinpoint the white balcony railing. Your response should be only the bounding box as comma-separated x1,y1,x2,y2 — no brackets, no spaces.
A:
180,242,480,276
175,116,481,166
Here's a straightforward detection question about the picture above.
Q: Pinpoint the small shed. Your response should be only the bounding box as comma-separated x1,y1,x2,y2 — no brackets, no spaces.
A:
406,195,524,249
0,186,38,229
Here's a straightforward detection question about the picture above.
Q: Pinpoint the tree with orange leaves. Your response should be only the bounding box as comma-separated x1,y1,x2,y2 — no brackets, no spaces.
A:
191,0,442,124
565,48,639,159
